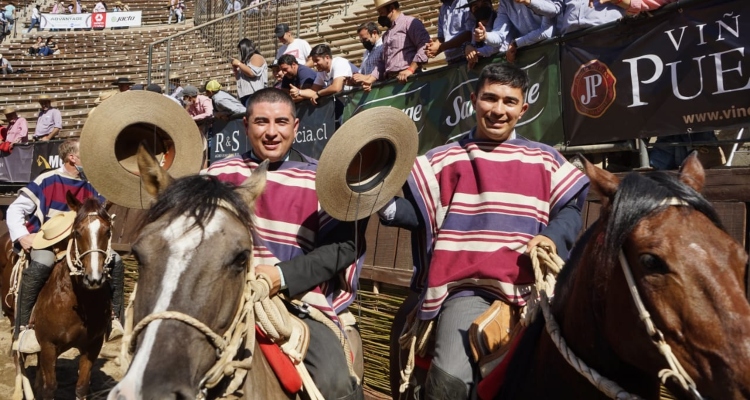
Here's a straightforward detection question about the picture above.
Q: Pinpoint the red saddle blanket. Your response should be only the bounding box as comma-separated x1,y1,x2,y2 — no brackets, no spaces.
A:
256,326,303,394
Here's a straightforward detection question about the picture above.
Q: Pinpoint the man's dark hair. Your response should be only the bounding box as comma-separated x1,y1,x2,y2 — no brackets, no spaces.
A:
357,21,379,35
246,88,297,119
390,1,400,10
277,53,298,66
474,63,529,97
310,44,332,58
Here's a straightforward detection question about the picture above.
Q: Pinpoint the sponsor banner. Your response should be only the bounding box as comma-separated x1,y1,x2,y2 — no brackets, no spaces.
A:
562,0,750,145
40,11,142,29
106,11,142,27
293,96,337,159
0,145,35,183
30,141,63,179
343,43,562,154
210,119,249,163
40,13,91,29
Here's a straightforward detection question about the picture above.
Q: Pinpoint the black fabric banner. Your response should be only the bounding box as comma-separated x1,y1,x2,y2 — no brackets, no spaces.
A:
210,119,249,163
29,140,63,178
562,0,750,145
292,96,337,160
0,144,35,183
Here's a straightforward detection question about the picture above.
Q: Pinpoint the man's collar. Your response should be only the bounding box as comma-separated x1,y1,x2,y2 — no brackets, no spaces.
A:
468,128,516,141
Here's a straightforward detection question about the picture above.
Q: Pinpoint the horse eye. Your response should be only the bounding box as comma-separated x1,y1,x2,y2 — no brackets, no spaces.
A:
640,254,668,273
230,251,250,271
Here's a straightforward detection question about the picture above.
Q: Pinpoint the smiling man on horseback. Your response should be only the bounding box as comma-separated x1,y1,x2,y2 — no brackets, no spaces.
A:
378,63,590,399
204,88,364,400
6,138,125,354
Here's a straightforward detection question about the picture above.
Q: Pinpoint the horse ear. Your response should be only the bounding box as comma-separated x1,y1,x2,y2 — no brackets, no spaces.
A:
678,151,705,192
238,159,268,206
66,191,82,212
137,142,174,197
578,154,619,205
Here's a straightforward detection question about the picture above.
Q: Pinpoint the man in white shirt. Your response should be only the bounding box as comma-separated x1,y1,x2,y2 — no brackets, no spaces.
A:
274,23,313,68
290,43,356,106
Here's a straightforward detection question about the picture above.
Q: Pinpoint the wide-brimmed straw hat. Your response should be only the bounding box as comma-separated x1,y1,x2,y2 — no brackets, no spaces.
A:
32,211,76,249
37,94,54,102
94,89,117,104
79,91,204,209
373,0,398,9
1,106,17,115
316,107,418,221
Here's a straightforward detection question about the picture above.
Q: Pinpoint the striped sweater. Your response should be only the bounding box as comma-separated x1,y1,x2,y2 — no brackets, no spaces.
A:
205,152,362,324
407,136,589,320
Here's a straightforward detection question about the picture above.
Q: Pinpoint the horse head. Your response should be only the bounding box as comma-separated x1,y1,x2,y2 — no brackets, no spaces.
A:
109,144,267,400
582,153,750,399
66,191,113,290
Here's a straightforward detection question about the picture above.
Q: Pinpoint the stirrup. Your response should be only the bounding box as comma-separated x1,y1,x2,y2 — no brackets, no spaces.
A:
12,328,41,354
108,318,124,341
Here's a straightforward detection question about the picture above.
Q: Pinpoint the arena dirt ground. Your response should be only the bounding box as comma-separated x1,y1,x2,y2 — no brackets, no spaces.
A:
0,318,124,399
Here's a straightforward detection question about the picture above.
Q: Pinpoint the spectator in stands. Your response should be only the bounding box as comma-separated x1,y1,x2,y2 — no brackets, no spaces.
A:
355,22,383,76
290,44,354,105
649,132,722,170
0,53,12,76
93,1,106,12
52,1,64,13
66,3,73,14
274,23,313,67
130,83,144,90
168,71,183,100
182,84,213,135
1,107,29,150
463,0,497,69
37,37,59,56
114,0,129,11
88,89,117,117
599,0,675,14
204,80,246,120
232,38,267,106
224,0,233,14
27,5,41,33
233,0,241,12
359,0,431,86
551,0,623,35
34,94,62,141
28,36,44,56
425,0,472,64
147,83,181,105
3,1,14,34
277,54,316,101
0,12,8,43
473,0,557,63
111,77,134,92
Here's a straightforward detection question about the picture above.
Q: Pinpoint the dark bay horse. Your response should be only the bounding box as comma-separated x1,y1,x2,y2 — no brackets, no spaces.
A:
8,193,115,400
496,154,750,399
108,146,295,400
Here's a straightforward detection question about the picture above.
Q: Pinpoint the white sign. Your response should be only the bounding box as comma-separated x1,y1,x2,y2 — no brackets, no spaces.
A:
40,11,142,29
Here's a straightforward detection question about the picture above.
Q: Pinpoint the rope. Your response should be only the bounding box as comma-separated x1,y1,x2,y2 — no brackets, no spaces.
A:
396,308,434,394
522,243,563,327
5,251,25,309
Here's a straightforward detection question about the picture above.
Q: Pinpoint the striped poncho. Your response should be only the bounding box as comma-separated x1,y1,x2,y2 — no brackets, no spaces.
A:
206,152,362,324
407,136,589,320
21,168,104,234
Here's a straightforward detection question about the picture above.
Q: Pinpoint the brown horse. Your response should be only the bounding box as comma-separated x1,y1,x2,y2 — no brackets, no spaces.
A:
6,193,115,400
108,146,296,399
391,154,750,399
0,230,18,325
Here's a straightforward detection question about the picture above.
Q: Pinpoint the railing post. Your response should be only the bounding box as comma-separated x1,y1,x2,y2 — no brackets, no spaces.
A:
296,0,300,35
164,38,171,90
316,5,320,33
147,44,153,84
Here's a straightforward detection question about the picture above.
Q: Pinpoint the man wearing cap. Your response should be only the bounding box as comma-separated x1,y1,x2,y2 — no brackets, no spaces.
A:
378,63,589,398
182,84,213,136
1,106,28,150
6,138,125,353
274,23,313,68
205,87,364,400
204,80,246,120
291,44,356,106
34,95,62,141
111,77,134,92
358,0,431,86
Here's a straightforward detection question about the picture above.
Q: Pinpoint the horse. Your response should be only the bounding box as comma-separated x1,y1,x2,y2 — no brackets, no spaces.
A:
1,230,18,325
391,153,750,400
5,192,115,400
108,145,296,399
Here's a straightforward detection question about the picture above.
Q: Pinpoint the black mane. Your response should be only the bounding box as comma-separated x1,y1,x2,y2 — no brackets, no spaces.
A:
141,174,254,231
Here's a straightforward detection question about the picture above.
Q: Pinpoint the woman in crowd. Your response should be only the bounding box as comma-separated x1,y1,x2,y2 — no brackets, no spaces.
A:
28,36,44,56
231,38,267,106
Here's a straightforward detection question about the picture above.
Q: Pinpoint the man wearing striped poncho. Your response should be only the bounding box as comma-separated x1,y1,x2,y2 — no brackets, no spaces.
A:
379,63,589,399
205,88,364,400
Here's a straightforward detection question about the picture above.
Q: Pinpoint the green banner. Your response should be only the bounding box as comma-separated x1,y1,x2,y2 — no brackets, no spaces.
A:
342,42,562,154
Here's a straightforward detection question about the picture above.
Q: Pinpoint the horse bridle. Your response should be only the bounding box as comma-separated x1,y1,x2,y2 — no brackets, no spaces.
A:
65,211,115,276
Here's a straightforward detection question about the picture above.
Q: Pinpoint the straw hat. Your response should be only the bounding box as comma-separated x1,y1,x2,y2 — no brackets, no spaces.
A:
79,91,204,209
168,71,181,80
94,89,117,104
316,107,418,221
32,211,76,249
38,94,53,102
373,0,398,9
1,106,17,115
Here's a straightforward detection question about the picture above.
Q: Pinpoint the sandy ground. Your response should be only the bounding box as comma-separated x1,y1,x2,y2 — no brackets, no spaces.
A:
0,318,124,400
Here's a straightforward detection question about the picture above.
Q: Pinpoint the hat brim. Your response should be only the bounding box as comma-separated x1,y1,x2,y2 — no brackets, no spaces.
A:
32,212,76,249
374,0,398,9
80,91,204,209
316,107,418,221
112,81,135,86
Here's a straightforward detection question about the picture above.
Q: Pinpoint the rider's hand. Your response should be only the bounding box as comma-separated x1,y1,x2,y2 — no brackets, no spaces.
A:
526,234,556,255
19,233,36,252
255,264,281,296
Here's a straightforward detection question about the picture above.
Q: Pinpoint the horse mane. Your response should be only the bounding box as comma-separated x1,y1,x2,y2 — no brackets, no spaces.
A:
140,174,254,232
74,196,108,226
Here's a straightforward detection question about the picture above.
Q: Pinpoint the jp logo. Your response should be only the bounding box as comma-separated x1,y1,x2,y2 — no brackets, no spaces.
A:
571,60,617,118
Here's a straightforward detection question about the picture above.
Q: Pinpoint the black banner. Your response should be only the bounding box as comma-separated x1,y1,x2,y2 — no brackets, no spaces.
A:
292,96,337,160
30,140,63,178
0,144,35,183
210,119,250,163
562,0,750,145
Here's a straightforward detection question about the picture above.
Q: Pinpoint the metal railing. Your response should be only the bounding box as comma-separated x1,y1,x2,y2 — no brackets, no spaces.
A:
147,0,301,92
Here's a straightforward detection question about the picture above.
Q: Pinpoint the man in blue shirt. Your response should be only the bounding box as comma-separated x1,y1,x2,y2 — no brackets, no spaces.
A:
277,54,317,101
425,0,474,64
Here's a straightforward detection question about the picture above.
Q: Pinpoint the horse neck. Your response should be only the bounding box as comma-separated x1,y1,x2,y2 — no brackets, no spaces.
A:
551,230,659,398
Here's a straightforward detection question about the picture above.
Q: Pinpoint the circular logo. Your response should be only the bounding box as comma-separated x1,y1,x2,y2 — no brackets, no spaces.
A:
570,60,617,119
95,13,104,21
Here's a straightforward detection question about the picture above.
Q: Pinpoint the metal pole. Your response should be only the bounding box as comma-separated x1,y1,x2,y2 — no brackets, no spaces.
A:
556,141,635,154
316,5,319,33
147,44,153,84
725,128,745,167
164,38,171,90
296,0,300,35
